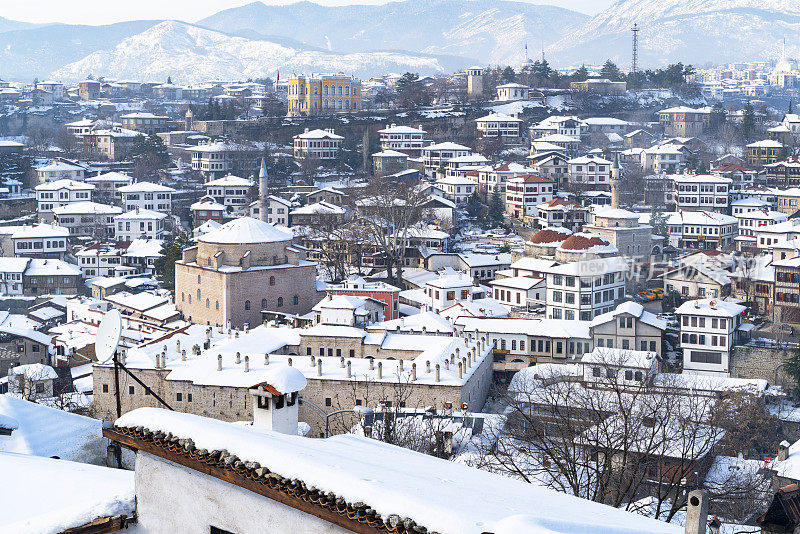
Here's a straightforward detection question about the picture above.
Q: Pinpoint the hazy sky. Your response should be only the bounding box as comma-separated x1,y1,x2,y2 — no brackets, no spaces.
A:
3,0,615,25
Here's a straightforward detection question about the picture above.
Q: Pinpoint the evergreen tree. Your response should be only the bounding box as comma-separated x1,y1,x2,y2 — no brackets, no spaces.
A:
501,66,516,84
785,348,800,394
709,103,726,132
741,101,756,141
154,233,191,291
599,60,623,82
129,134,171,167
488,189,504,224
465,191,482,220
650,204,668,237
571,65,589,82
167,76,172,84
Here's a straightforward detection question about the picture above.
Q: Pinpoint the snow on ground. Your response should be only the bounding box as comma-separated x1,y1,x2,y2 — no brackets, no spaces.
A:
0,452,134,534
489,100,544,115
0,395,106,464
116,407,681,534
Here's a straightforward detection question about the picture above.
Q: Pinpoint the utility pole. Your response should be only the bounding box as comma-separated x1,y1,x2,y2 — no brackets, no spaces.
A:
631,23,640,74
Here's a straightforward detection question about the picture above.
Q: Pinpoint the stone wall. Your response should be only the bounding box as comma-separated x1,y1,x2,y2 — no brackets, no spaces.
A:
730,345,795,388
91,351,494,437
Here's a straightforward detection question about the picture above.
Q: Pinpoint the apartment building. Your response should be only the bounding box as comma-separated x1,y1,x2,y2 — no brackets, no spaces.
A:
120,113,170,135
293,129,343,163
35,179,94,222
475,112,524,144
747,140,785,168
676,299,745,376
118,182,175,213
658,106,710,137
52,201,122,240
377,124,426,156
114,209,167,241
774,256,800,324
666,210,738,250
504,175,555,220
204,175,255,216
567,154,612,190
671,174,731,213
542,257,626,321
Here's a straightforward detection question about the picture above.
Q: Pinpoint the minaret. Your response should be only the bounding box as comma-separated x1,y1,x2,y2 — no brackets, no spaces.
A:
258,157,269,222
610,154,620,210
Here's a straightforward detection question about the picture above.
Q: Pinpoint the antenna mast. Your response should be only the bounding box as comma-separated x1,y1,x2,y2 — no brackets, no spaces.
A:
631,23,640,74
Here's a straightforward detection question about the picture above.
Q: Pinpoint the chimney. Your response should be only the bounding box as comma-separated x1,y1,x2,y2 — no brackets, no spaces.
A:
317,359,322,376
346,360,352,378
236,352,241,364
378,361,383,379
779,440,791,462
340,356,345,368
458,361,463,378
244,322,250,333
176,339,181,352
426,360,431,373
264,353,269,365
287,357,293,367
444,359,450,370
244,355,249,372
181,349,186,361
217,354,222,371
399,360,404,372
684,490,709,534
310,355,315,367
369,358,374,370
435,364,440,382
411,363,417,381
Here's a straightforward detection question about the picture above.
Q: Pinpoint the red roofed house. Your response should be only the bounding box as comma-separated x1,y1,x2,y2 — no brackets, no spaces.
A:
505,174,555,222
536,198,589,231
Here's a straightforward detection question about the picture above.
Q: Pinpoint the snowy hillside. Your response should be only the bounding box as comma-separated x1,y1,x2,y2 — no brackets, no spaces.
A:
546,0,800,67
51,22,455,83
198,0,589,66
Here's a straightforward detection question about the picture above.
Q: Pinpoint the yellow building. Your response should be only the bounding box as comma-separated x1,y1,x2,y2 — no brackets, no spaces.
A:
287,74,361,117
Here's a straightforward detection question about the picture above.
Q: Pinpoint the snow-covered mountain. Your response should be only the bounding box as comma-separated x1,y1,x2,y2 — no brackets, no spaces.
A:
198,0,589,66
546,0,800,67
50,21,459,83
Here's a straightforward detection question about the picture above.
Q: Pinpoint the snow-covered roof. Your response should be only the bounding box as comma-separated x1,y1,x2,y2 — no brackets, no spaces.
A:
52,201,122,216
120,112,168,119
594,207,640,219
747,139,784,148
581,347,657,369
372,149,409,157
115,407,681,534
11,223,69,239
7,363,58,380
290,201,345,216
590,301,667,331
675,299,746,318
125,238,163,258
35,161,84,173
114,208,168,220
488,276,543,291
190,198,225,211
204,174,254,187
436,176,476,186
34,179,93,191
475,112,523,123
536,133,579,143
672,174,732,184
455,316,591,339
25,258,81,277
423,142,471,152
0,452,134,533
377,124,426,134
199,217,293,244
117,181,175,193
294,128,344,140
568,155,612,165
666,210,737,226
85,171,132,183
0,395,105,460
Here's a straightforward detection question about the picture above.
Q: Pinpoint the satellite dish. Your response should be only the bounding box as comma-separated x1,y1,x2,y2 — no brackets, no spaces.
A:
96,309,122,364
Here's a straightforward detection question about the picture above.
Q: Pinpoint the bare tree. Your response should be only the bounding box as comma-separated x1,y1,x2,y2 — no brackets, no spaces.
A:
465,351,741,522
350,176,427,285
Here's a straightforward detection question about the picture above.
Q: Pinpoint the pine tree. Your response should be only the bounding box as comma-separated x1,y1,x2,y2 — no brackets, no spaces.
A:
501,66,516,84
741,102,756,141
600,60,622,82
571,65,589,82
488,189,504,224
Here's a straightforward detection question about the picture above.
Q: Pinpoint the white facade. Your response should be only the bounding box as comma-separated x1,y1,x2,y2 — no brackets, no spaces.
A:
293,128,343,162
377,124,426,155
205,175,255,216
475,113,523,143
118,182,175,213
425,272,474,313
421,142,472,176
11,224,69,260
666,210,739,250
543,258,626,321
671,174,731,212
435,176,476,206
35,161,85,184
114,209,167,241
496,83,530,101
568,155,612,188
735,208,788,237
676,299,745,376
53,201,122,239
35,179,94,220
505,175,555,219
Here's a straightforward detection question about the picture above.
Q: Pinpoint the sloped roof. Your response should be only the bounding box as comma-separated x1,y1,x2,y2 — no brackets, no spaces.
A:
199,217,293,244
